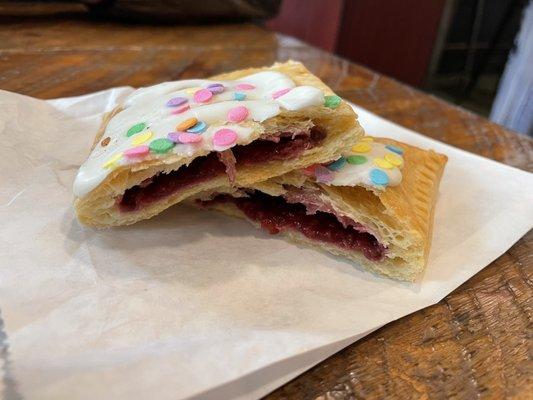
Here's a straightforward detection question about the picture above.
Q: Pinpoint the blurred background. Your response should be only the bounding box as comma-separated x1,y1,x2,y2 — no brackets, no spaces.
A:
1,0,532,136
267,0,532,136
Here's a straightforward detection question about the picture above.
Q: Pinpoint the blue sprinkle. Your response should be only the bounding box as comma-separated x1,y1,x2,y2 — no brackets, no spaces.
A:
370,169,389,186
186,121,207,134
386,145,403,155
326,157,347,171
233,92,246,101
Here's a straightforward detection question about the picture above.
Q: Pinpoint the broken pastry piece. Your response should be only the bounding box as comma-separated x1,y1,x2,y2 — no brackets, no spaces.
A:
198,137,448,281
73,61,363,227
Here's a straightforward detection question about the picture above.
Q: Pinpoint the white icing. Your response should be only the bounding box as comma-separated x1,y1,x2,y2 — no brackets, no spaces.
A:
74,71,325,198
324,141,404,189
276,86,325,110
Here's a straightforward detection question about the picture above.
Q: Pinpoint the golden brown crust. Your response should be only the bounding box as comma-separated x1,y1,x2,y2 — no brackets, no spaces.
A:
75,61,363,227
200,137,448,281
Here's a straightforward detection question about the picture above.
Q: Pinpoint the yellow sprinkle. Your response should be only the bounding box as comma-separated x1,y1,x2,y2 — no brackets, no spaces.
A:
132,130,153,145
185,87,201,95
102,153,122,169
360,137,374,142
374,158,394,169
176,117,198,131
385,152,403,167
352,143,371,153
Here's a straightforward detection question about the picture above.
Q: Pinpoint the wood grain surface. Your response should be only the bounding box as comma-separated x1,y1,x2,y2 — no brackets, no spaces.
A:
1,4,532,399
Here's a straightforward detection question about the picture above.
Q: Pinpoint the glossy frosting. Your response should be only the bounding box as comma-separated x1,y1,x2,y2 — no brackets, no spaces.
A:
306,138,404,189
73,71,325,198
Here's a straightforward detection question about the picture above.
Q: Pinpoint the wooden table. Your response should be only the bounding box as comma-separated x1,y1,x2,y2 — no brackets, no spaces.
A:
1,4,531,399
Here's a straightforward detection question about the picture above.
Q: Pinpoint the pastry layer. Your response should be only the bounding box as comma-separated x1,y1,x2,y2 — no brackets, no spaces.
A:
197,137,448,281
200,190,387,261
74,61,363,227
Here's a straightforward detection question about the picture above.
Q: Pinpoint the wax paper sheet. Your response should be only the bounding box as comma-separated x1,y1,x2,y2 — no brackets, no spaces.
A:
1,87,532,400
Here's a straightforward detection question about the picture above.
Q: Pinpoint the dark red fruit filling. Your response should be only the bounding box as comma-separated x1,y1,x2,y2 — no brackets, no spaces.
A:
231,127,325,165
118,127,325,212
204,191,386,261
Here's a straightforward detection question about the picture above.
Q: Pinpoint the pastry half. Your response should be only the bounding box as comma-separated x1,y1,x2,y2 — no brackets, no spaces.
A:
197,137,448,281
73,61,363,227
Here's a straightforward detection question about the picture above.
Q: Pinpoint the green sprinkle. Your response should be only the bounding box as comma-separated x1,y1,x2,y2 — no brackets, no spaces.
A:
149,138,175,154
347,155,367,165
324,95,342,109
126,122,147,137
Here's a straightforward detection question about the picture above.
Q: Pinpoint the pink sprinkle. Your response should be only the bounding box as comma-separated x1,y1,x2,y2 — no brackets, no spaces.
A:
213,128,238,147
124,145,149,159
227,106,249,123
314,166,334,183
193,89,213,103
235,83,255,90
302,164,319,176
178,132,202,144
171,105,190,115
272,88,291,99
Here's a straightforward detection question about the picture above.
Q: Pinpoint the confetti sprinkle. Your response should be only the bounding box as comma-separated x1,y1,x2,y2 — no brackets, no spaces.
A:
102,153,122,169
166,97,188,107
177,132,203,144
346,155,367,165
352,143,372,153
126,122,146,137
227,106,249,123
213,128,238,147
149,138,175,154
374,158,394,169
167,132,181,143
326,157,346,171
302,164,319,176
385,152,403,167
176,117,198,131
314,166,335,183
361,137,374,142
193,89,213,103
187,121,207,134
233,92,246,101
272,88,291,99
235,83,255,90
207,83,225,94
324,95,342,109
100,137,110,147
370,169,389,186
171,105,190,115
131,130,152,145
124,145,149,159
386,144,403,155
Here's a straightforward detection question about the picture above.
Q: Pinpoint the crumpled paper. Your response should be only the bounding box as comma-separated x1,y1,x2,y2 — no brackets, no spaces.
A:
0,87,532,400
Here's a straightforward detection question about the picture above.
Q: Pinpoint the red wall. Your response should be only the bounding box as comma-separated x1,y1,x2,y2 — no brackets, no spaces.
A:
266,0,344,52
337,0,446,86
266,0,446,86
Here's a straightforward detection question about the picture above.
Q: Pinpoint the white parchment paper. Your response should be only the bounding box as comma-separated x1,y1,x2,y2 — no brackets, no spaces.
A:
1,87,532,400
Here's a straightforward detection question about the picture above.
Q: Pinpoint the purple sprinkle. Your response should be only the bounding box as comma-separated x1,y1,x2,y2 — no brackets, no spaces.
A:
167,132,182,142
207,83,225,94
166,97,188,107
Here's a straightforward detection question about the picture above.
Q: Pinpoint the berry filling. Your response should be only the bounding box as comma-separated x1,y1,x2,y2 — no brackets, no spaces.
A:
202,191,386,261
118,127,325,212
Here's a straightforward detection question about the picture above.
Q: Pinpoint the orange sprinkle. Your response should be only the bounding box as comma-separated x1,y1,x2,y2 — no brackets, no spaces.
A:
176,117,198,131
